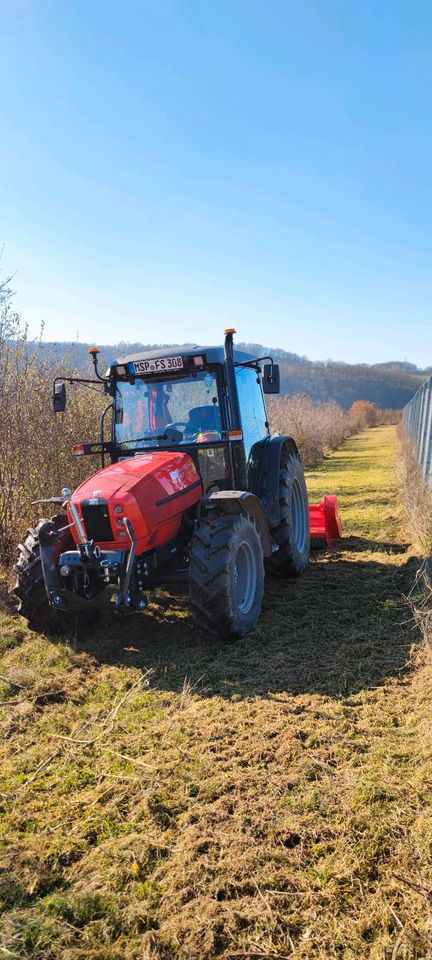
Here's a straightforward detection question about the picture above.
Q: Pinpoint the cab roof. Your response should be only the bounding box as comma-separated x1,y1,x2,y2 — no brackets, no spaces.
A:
109,344,257,370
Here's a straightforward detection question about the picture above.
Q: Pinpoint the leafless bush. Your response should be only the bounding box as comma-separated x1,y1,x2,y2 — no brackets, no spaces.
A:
398,427,432,649
378,407,402,426
0,304,105,564
348,399,379,430
348,400,401,431
397,424,432,556
268,394,353,466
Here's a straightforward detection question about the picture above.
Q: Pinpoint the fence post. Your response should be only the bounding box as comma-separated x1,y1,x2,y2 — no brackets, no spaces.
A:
403,376,432,479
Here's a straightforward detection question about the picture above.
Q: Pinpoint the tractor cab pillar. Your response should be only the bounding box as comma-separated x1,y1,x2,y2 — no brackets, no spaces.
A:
224,328,248,490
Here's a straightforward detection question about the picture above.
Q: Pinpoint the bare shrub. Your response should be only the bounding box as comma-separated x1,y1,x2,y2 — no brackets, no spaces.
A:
397,427,432,657
0,301,105,564
268,394,352,466
347,399,401,430
378,407,402,426
348,399,380,430
397,424,432,555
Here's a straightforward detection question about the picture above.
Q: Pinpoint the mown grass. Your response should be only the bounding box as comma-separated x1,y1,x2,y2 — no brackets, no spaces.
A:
1,426,431,959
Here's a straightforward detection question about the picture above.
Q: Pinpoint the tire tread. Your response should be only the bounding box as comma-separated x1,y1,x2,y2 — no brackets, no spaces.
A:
266,449,310,578
189,511,264,639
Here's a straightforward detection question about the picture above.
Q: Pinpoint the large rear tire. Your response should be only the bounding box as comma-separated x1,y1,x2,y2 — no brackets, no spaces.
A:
14,516,72,626
189,511,264,639
266,449,310,578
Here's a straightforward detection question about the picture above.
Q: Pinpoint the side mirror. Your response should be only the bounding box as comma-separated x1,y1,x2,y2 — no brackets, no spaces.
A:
52,381,66,413
262,363,280,394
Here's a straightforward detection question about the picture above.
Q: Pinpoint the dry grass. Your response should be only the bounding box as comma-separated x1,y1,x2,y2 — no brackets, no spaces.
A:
269,396,398,468
1,427,431,960
397,422,432,684
397,425,432,556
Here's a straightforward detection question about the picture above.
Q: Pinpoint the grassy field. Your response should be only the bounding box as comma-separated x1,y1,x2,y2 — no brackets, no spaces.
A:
1,425,431,959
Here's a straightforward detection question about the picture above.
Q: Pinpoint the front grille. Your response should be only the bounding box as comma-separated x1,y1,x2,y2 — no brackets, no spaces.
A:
81,501,114,542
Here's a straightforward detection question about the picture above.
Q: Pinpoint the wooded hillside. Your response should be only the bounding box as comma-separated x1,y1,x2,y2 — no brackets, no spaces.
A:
31,340,429,409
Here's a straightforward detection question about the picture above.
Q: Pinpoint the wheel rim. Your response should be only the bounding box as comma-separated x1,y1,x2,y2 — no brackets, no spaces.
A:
291,478,307,552
234,540,257,615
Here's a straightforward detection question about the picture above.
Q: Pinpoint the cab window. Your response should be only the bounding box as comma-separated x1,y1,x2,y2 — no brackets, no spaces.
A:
114,371,222,448
235,366,269,459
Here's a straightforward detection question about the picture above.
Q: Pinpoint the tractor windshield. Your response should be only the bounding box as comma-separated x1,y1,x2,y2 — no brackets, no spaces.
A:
114,370,222,449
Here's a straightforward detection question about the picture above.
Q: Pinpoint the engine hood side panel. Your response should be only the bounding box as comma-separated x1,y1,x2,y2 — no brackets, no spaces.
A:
68,451,203,553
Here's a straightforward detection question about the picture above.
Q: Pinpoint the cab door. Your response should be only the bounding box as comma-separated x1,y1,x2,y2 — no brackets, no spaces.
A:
235,366,270,462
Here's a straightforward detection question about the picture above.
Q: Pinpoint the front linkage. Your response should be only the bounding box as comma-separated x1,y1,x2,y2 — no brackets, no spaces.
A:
36,488,146,614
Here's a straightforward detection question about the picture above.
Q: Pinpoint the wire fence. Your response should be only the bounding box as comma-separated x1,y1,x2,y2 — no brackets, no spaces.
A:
403,376,432,478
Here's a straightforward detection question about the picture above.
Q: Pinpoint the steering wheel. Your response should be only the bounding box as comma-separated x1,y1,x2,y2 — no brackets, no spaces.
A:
164,421,188,433
158,422,188,445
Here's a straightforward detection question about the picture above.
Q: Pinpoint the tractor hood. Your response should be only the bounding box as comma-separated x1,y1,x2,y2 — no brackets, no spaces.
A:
68,451,203,554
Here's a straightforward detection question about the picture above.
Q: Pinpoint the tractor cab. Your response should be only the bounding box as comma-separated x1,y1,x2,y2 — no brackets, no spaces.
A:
108,339,276,497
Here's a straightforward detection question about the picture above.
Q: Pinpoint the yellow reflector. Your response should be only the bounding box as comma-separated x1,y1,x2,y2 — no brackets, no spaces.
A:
72,444,85,455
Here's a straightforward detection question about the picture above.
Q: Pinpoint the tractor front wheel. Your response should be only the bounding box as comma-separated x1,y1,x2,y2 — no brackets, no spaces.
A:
189,511,264,639
266,449,310,578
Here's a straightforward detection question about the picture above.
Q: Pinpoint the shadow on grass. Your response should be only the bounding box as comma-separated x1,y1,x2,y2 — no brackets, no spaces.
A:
6,536,420,702
336,536,410,554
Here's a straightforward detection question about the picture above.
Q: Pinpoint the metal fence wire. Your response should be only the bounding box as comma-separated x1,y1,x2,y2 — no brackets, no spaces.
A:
403,377,432,477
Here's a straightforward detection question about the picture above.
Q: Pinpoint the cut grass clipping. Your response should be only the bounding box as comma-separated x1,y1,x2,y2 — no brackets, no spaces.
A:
1,425,431,959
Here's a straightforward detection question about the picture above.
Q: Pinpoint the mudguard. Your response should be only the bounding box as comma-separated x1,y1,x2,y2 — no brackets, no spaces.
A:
248,435,300,529
202,489,273,556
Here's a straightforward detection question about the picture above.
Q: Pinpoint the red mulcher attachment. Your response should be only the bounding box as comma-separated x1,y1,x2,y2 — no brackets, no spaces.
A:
309,495,343,549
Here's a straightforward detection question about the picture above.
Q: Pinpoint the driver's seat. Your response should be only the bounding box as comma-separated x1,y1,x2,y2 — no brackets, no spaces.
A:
184,405,221,438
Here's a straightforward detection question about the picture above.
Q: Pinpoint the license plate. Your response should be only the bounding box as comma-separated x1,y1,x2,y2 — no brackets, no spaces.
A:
133,355,184,375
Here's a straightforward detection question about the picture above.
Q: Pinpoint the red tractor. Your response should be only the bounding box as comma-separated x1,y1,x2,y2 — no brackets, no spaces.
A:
14,330,311,639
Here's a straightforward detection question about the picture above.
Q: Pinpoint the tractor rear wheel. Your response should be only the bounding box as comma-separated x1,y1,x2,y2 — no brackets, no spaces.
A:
14,516,72,626
189,511,264,639
266,449,310,578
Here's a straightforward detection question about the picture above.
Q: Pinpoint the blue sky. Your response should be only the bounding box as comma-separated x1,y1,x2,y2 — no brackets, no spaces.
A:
1,0,432,364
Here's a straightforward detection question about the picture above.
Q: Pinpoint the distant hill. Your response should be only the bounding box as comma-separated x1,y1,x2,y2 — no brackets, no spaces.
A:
31,339,431,410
